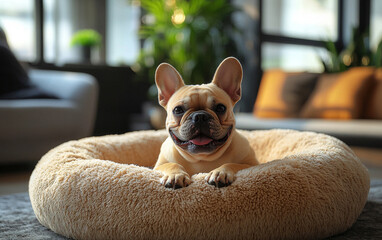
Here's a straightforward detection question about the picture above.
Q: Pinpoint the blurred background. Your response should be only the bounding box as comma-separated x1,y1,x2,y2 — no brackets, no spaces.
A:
0,0,382,194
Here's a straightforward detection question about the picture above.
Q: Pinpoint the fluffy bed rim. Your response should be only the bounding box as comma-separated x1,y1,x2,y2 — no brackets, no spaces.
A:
29,129,370,240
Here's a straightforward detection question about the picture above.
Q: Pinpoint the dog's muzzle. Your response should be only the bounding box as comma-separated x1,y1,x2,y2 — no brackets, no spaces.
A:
189,111,211,135
169,111,232,154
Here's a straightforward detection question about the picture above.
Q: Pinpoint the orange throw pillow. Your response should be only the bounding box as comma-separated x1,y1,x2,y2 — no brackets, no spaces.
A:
300,67,375,119
254,70,318,118
364,68,382,119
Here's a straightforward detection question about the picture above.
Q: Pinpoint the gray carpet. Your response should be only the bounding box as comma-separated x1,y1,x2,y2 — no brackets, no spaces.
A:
0,193,69,240
1,180,381,240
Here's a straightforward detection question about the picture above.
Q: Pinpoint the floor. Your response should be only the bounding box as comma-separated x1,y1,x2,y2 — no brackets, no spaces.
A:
0,147,381,196
351,147,382,180
0,164,34,196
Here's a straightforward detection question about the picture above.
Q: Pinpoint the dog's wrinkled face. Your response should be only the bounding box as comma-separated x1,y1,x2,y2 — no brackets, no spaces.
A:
166,84,235,154
155,57,242,160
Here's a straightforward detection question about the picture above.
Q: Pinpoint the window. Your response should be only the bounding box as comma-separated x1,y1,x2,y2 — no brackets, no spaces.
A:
44,0,79,64
0,0,145,66
0,0,36,61
262,43,326,72
370,0,382,50
106,0,140,66
261,0,340,72
43,0,140,65
263,0,338,41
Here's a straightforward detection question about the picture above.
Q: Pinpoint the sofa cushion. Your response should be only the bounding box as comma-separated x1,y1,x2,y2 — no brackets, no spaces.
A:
300,67,374,119
364,68,382,119
253,70,318,118
0,43,31,95
0,43,58,100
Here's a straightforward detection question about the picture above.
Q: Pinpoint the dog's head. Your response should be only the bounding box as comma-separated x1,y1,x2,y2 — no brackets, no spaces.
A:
155,57,242,162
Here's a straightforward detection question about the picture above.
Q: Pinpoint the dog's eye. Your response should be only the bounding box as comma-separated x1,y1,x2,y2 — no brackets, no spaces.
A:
173,106,184,115
215,104,226,114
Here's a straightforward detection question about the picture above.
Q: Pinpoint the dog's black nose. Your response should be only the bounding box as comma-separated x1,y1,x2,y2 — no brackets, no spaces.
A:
190,111,211,125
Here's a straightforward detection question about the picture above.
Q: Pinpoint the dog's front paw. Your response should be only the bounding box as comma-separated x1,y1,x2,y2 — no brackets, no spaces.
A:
160,173,191,189
205,169,234,188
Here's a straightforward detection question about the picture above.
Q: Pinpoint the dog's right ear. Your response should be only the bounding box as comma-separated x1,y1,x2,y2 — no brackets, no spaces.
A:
155,63,185,107
212,57,243,104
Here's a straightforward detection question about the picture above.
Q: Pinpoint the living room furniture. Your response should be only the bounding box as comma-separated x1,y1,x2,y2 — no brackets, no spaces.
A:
236,113,382,148
0,69,98,164
236,67,382,149
29,129,368,239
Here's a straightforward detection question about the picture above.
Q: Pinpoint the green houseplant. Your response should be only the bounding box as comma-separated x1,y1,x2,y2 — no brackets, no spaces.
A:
134,0,243,129
134,0,242,89
321,27,382,73
70,29,102,63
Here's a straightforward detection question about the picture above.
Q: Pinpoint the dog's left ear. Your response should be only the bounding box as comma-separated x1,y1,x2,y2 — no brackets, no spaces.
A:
155,63,185,107
212,57,243,103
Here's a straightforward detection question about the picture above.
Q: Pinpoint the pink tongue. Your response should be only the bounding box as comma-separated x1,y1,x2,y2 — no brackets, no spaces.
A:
190,136,213,146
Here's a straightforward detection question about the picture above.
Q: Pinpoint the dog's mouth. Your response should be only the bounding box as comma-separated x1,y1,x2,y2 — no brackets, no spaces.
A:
169,126,233,154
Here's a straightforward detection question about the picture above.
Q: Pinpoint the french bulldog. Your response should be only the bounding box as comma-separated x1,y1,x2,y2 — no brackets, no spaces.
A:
154,57,258,189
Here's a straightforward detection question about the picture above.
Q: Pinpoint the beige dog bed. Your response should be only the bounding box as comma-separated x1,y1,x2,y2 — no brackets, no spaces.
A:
29,129,369,240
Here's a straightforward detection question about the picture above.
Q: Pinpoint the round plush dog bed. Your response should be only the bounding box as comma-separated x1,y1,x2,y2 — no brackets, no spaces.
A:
29,129,369,240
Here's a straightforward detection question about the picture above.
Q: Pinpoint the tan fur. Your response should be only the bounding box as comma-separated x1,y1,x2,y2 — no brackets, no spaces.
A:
154,57,259,188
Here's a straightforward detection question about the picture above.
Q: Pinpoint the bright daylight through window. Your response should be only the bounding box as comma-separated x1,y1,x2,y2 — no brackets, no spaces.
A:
0,0,140,66
262,0,338,72
0,0,36,61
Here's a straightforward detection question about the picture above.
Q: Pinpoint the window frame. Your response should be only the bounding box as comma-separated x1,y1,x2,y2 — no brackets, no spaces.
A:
258,0,344,71
24,0,375,70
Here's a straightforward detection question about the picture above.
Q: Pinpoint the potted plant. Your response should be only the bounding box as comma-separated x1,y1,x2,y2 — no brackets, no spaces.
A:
134,0,242,87
134,0,243,129
70,29,102,63
320,27,382,73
